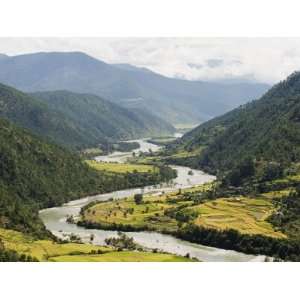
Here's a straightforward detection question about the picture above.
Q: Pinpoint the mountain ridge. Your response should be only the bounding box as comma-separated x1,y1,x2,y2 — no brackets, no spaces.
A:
0,51,270,125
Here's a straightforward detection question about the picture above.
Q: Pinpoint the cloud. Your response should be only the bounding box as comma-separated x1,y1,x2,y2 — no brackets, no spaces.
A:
206,59,224,68
1,37,300,83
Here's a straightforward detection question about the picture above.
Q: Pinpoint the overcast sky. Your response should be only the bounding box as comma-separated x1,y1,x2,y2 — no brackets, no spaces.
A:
1,37,300,84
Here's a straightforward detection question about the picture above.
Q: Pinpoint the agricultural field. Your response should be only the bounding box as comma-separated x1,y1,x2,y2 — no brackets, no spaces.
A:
0,228,193,262
82,192,180,232
49,251,194,262
86,160,157,174
80,183,209,232
81,182,285,239
81,184,213,231
189,197,286,238
0,228,112,261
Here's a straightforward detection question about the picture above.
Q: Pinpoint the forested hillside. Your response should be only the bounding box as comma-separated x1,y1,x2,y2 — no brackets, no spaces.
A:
0,83,174,150
31,90,174,143
0,118,176,238
169,72,300,174
0,83,91,149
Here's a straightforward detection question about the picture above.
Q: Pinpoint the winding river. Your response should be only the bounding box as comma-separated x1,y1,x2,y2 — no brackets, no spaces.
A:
39,138,265,262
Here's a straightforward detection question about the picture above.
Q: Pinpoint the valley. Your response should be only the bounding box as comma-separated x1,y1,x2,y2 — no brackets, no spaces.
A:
1,49,300,262
39,139,267,262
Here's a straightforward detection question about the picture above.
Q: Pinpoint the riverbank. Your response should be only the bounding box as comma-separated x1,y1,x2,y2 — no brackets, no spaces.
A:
77,181,286,259
39,138,266,262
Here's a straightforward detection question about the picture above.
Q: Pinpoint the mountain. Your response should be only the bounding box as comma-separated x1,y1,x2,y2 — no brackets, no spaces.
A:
0,83,174,150
170,72,300,173
31,90,174,141
0,82,91,149
0,52,270,125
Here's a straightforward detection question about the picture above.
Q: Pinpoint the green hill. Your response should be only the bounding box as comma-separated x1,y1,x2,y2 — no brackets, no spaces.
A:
31,90,175,143
169,72,300,174
0,82,90,149
0,83,174,150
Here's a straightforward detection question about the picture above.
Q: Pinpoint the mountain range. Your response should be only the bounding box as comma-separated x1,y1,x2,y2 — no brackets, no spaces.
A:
0,51,270,125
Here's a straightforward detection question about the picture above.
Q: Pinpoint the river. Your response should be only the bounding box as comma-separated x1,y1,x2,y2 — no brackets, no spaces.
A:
39,138,265,262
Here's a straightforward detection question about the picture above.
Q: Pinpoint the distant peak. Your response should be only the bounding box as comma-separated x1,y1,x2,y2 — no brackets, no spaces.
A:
113,63,153,74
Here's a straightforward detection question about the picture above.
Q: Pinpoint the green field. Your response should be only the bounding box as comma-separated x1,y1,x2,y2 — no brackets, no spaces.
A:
0,228,192,262
81,182,285,239
82,192,180,232
190,197,285,238
0,228,112,261
86,160,157,174
49,251,193,262
81,185,213,231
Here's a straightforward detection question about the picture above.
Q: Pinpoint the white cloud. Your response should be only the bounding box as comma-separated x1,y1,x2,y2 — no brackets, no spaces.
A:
1,37,300,83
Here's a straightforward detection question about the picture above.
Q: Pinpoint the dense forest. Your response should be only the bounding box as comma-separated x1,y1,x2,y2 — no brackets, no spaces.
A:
0,117,176,238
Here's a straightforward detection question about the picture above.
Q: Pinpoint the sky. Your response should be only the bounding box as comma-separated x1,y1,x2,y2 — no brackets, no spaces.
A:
1,37,300,84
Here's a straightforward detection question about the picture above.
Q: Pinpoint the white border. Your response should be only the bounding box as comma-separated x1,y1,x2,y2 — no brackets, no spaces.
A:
0,263,299,299
0,0,299,36
1,0,300,299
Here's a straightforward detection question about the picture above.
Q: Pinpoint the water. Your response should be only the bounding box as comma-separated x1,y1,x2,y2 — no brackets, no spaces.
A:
39,137,265,262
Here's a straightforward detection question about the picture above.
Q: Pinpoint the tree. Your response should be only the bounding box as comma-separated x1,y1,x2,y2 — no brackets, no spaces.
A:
90,234,95,242
134,193,143,205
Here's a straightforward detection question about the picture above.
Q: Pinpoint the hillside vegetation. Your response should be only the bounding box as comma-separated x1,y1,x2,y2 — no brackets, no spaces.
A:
0,117,176,238
32,90,175,146
0,84,174,150
168,72,300,174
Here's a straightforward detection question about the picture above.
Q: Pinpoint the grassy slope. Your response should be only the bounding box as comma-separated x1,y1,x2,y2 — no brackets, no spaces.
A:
0,228,192,262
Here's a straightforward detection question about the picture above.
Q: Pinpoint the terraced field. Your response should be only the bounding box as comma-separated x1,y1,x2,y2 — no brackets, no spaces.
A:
0,228,112,261
0,228,192,262
86,160,157,173
81,183,285,239
189,197,286,238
